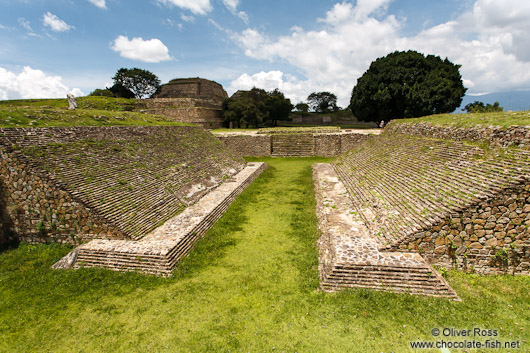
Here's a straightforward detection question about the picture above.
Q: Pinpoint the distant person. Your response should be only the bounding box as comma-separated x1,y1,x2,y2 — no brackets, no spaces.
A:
379,120,385,128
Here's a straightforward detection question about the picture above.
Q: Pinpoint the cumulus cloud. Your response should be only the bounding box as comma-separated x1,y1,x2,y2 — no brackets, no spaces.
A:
157,0,212,15
231,0,530,107
229,71,320,105
111,35,172,63
42,12,72,32
88,0,106,9
0,66,83,100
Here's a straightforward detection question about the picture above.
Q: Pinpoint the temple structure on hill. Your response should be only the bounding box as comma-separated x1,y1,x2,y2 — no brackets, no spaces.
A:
139,77,228,128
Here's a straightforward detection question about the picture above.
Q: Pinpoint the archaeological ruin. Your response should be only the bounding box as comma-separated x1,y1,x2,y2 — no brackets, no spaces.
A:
139,77,228,128
1,104,530,299
0,125,265,274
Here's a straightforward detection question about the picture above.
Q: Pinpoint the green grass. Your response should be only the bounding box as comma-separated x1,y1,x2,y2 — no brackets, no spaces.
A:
394,110,530,129
0,96,193,128
1,157,529,352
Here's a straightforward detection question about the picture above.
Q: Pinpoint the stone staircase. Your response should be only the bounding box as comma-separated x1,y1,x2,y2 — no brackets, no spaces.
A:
271,134,314,156
314,163,459,299
54,163,267,275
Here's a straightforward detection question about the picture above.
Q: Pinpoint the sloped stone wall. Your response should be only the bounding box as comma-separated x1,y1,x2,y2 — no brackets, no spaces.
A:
0,150,127,244
398,179,530,275
0,126,245,244
333,128,530,275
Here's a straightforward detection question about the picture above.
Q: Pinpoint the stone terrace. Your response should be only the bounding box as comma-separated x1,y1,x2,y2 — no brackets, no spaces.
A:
331,130,530,275
0,126,245,243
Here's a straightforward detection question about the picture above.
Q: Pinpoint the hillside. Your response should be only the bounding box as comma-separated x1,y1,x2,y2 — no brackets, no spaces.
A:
0,97,191,128
394,110,530,129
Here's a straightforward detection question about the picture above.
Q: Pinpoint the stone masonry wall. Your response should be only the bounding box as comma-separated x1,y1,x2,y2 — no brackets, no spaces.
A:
218,133,368,157
0,151,127,244
398,182,530,275
0,126,245,244
139,98,224,128
379,122,530,275
217,135,272,157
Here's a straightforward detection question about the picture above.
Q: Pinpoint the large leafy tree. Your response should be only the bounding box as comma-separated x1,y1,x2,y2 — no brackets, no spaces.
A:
307,92,338,113
223,88,292,128
112,68,161,99
350,50,467,122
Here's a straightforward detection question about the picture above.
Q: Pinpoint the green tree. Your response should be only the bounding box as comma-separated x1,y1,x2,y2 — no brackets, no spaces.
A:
464,101,503,113
266,89,293,126
350,50,467,122
307,92,338,113
223,88,292,128
112,68,161,99
295,102,309,113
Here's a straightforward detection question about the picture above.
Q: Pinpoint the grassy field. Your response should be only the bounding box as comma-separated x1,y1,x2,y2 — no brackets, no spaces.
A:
395,110,530,129
1,157,529,352
0,97,191,128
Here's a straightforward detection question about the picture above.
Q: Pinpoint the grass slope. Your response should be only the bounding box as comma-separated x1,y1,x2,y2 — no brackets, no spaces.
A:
395,110,530,129
0,158,529,352
0,97,191,128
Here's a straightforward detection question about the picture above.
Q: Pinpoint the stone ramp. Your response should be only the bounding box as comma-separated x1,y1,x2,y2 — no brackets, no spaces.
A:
54,162,267,276
313,163,459,299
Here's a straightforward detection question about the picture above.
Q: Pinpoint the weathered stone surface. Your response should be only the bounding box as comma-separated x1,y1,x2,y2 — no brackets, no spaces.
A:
0,126,245,244
67,93,78,110
54,162,267,275
331,125,530,276
313,163,459,299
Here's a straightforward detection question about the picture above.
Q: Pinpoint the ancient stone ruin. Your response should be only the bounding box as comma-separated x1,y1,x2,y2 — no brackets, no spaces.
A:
313,122,530,298
217,127,374,157
0,126,265,274
139,77,228,128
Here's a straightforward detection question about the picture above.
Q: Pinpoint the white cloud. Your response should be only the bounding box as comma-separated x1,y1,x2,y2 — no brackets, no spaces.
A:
222,0,238,12
42,12,72,32
0,66,84,100
88,0,106,9
229,71,321,106
180,14,195,23
232,0,530,107
111,35,172,63
18,18,31,31
222,0,248,24
157,0,212,15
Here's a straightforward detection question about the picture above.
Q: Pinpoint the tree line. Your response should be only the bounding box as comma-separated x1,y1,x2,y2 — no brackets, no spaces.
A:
91,50,496,127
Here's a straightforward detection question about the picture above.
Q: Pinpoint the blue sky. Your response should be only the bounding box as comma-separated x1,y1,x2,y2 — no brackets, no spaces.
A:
1,0,529,107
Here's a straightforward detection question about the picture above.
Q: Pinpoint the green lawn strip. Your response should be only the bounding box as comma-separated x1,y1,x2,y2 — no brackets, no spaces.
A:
393,110,530,129
0,158,529,352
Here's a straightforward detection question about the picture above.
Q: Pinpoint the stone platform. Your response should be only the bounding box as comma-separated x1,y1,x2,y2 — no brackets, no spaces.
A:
53,162,267,275
313,163,459,299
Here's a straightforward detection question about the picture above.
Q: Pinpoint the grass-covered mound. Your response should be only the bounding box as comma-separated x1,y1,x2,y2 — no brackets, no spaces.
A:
395,110,530,129
0,96,190,128
0,158,528,352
